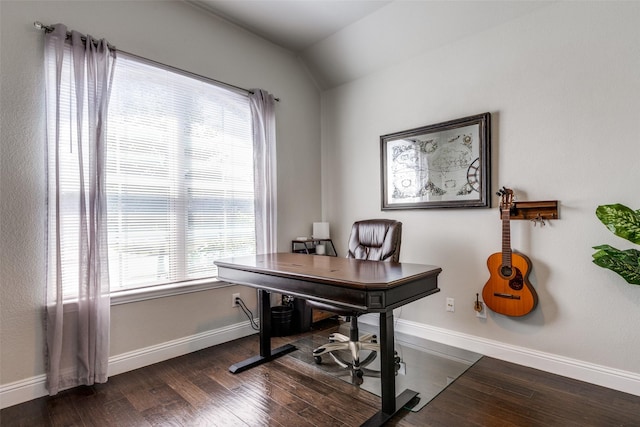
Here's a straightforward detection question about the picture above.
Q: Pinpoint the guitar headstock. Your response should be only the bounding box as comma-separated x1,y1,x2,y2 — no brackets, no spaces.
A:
496,187,515,212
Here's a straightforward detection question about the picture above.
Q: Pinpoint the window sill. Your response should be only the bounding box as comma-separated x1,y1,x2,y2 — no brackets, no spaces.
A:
110,278,231,306
58,278,232,312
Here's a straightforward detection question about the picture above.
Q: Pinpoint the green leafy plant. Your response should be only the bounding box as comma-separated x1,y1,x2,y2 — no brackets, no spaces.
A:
592,203,640,285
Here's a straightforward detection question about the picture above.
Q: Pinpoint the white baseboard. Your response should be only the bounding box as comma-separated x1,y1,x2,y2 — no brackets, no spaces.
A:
0,320,257,409
0,374,48,411
4,317,638,410
359,314,640,397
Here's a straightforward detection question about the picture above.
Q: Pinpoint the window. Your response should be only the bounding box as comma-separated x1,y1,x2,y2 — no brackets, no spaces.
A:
47,47,258,297
106,54,256,292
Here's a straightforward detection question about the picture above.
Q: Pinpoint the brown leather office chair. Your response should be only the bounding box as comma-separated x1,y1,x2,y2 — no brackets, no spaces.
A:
310,219,402,382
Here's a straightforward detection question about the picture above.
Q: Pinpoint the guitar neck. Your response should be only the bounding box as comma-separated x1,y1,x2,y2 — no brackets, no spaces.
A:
502,208,512,266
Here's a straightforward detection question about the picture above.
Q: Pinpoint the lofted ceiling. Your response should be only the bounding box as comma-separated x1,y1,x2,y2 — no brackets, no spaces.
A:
188,0,553,90
190,0,392,52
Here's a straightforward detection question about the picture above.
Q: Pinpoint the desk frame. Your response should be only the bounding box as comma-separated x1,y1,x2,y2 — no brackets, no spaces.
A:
216,253,441,426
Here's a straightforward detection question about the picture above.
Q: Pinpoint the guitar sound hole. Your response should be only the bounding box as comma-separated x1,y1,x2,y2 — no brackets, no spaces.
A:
500,265,512,277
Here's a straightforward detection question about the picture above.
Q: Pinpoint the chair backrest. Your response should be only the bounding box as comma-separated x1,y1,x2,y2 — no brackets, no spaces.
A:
346,219,402,262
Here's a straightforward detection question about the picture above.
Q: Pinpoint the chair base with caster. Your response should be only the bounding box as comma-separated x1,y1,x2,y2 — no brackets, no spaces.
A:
312,316,402,384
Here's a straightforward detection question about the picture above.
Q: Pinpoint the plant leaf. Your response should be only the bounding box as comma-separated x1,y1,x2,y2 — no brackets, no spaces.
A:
592,245,640,285
595,204,640,244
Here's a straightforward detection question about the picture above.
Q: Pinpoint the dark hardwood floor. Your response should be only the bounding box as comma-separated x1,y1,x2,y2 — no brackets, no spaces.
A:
2,320,639,426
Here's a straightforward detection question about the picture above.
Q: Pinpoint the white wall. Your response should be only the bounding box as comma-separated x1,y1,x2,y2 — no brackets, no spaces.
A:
0,0,321,398
322,1,640,390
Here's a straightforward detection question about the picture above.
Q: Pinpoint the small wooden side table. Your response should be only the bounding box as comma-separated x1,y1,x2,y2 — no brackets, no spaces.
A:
290,239,338,326
291,238,337,257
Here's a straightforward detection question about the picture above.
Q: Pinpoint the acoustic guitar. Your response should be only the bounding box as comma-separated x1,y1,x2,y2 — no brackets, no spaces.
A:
482,187,538,317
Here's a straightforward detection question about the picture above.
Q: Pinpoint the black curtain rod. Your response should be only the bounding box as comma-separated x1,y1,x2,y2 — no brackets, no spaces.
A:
33,21,280,102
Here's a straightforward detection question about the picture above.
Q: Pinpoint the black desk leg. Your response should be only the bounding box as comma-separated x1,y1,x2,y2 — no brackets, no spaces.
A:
229,289,296,374
258,288,271,357
361,310,418,427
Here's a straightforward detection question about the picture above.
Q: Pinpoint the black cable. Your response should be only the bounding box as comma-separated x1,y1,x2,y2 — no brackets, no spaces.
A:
236,296,260,330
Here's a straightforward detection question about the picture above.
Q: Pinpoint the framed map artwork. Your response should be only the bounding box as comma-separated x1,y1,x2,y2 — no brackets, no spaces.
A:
380,112,491,210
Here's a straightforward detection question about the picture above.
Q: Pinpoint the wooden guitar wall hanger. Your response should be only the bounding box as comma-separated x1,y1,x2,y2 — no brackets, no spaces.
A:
497,191,559,227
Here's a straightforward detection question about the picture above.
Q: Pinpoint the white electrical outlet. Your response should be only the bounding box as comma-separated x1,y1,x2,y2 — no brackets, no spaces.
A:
475,300,487,318
397,361,406,375
231,293,240,307
446,297,455,312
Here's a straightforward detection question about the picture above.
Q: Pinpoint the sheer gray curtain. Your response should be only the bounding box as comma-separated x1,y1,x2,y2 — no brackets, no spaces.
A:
249,90,278,254
44,24,115,395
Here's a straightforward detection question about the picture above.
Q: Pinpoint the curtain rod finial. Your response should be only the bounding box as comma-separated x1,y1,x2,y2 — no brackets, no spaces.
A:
34,21,53,32
34,21,49,31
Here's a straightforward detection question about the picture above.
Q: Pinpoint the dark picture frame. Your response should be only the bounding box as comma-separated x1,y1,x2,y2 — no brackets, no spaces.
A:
381,112,491,210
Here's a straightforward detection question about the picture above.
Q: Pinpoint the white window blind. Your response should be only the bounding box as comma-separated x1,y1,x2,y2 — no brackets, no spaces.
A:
105,54,256,292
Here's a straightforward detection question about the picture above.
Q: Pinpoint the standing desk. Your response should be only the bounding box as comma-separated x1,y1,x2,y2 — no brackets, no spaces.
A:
215,253,441,426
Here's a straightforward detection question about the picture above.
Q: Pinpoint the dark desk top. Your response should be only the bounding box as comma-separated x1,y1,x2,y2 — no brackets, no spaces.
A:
215,252,442,291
